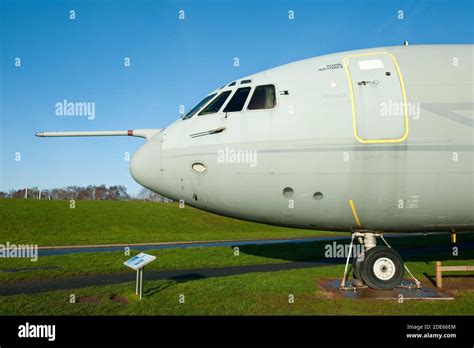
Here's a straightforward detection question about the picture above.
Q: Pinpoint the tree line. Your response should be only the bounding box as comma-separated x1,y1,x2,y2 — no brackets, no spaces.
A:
0,185,172,202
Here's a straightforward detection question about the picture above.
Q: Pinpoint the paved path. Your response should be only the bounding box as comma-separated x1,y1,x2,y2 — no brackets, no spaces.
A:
37,232,431,256
0,260,341,296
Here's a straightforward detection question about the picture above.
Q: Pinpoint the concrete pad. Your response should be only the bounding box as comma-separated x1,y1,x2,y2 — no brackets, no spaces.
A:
321,279,455,300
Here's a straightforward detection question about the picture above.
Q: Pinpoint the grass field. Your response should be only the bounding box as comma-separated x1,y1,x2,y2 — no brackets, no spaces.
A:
0,198,335,246
1,266,474,316
1,248,474,315
0,198,473,315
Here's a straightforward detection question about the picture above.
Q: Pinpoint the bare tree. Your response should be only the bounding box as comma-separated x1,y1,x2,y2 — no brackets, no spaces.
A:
136,188,173,202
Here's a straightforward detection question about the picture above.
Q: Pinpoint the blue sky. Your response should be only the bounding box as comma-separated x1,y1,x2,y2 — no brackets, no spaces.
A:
1,0,473,195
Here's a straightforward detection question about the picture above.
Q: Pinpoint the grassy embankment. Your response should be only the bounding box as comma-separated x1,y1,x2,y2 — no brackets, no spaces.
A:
0,198,335,246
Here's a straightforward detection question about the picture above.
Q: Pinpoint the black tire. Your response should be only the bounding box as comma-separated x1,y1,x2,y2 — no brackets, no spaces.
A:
359,246,404,290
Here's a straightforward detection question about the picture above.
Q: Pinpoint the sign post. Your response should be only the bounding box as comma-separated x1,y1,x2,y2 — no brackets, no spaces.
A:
124,253,156,300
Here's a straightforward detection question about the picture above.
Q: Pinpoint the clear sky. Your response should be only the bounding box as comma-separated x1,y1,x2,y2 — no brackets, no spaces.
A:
1,0,473,195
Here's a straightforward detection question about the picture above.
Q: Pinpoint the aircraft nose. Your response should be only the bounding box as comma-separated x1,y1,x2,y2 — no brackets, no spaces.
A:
130,139,162,191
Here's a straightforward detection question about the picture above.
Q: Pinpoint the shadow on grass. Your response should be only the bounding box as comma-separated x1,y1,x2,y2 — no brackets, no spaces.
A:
423,272,474,289
423,272,437,287
236,241,327,262
236,238,474,264
143,274,209,297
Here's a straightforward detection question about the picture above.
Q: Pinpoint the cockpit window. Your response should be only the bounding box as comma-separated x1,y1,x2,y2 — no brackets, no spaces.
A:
183,93,216,119
223,87,251,113
248,85,276,110
199,91,232,116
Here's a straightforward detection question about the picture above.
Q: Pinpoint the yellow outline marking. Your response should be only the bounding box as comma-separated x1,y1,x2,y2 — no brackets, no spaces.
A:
451,228,457,243
349,199,361,227
343,52,409,144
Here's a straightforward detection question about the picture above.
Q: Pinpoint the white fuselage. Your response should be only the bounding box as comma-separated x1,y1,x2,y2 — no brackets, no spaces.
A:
130,45,474,233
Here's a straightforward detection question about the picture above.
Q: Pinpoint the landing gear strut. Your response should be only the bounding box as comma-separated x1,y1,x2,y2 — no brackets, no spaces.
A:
340,232,421,290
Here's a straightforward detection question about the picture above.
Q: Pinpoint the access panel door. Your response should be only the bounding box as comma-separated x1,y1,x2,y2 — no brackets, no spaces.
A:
343,52,408,143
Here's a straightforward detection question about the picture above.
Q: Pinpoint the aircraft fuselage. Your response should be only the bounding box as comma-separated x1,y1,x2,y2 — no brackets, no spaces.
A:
130,45,474,233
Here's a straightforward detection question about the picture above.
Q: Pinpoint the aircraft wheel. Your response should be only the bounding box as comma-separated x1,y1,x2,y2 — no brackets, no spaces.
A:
359,246,404,290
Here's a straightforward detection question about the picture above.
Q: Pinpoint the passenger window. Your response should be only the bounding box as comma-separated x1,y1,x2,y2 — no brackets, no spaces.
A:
248,85,276,110
223,87,251,112
199,91,232,116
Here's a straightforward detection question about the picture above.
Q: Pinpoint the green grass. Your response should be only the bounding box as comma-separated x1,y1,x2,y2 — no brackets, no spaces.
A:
0,198,473,316
0,246,281,283
0,198,335,246
2,233,472,284
1,260,473,316
0,233,472,316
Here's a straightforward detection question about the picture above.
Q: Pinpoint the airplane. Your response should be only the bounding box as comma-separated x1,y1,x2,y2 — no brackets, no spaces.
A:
36,44,474,290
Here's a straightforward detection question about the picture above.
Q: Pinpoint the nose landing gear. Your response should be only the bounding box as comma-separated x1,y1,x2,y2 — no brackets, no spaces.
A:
340,232,421,290
359,246,404,289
